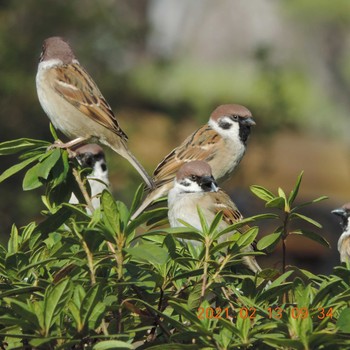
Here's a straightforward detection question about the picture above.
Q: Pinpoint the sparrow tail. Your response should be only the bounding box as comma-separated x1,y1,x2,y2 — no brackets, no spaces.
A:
123,151,154,190
130,188,164,220
242,256,262,273
107,141,154,190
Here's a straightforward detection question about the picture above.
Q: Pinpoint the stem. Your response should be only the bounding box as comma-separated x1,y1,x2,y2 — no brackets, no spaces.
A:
200,237,211,302
206,254,231,290
72,167,94,214
282,213,290,274
282,212,290,304
81,240,96,285
132,285,172,340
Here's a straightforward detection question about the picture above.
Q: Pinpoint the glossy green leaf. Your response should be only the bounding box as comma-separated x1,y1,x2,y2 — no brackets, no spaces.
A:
125,243,169,266
291,229,330,248
291,213,322,228
101,190,118,234
0,138,49,155
43,278,72,335
288,171,304,205
257,231,282,250
337,307,350,333
265,196,285,209
0,154,41,183
250,185,275,201
93,340,133,350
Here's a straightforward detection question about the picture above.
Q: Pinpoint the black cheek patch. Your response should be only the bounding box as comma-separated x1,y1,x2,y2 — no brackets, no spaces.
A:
101,163,107,172
219,120,232,130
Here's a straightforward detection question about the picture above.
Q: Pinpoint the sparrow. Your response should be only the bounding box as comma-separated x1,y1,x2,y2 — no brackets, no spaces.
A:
36,36,153,189
69,144,110,212
331,203,350,263
167,160,262,273
131,104,255,219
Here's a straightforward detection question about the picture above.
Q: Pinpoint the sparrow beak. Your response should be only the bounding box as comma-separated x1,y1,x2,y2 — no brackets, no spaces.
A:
331,208,346,218
242,117,256,126
200,176,218,192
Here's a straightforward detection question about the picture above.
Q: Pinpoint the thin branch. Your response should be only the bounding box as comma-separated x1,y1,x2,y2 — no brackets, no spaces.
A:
72,167,94,214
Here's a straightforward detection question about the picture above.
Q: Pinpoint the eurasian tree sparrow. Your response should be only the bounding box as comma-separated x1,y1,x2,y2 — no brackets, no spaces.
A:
131,104,255,219
69,144,110,212
36,36,153,189
167,160,262,273
331,203,350,263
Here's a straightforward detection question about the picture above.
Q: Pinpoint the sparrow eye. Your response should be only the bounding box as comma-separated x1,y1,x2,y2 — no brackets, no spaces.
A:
232,115,239,121
191,175,197,181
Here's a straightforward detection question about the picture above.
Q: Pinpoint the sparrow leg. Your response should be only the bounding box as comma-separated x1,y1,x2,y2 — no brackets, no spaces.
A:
48,137,88,158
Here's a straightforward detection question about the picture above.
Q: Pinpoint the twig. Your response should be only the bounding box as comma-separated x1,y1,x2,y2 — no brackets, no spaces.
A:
72,167,94,214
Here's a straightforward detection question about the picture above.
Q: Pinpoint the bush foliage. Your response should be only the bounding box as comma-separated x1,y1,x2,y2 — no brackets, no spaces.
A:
0,135,350,350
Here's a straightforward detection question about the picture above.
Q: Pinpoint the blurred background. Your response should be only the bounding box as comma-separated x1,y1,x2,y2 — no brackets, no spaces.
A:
0,0,350,273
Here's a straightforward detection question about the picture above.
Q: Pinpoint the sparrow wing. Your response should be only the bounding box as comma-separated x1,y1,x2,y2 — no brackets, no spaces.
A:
209,190,243,225
52,64,128,141
153,125,222,187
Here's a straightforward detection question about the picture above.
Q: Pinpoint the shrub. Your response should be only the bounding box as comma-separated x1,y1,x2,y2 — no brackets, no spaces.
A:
0,134,349,349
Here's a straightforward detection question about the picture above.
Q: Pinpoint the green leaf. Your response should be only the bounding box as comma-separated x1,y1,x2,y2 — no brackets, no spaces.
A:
0,138,49,155
51,150,70,187
101,190,118,234
257,231,282,250
197,206,209,233
80,284,105,331
265,197,285,209
237,226,259,249
22,162,45,190
37,148,61,180
129,183,146,216
291,230,330,248
291,213,322,228
209,211,224,233
268,270,294,289
93,340,133,350
0,154,42,184
49,123,58,140
34,207,72,237
43,278,72,336
168,301,211,334
2,298,39,329
250,185,275,202
288,171,304,205
7,225,19,254
337,307,350,333
294,196,328,210
125,243,169,266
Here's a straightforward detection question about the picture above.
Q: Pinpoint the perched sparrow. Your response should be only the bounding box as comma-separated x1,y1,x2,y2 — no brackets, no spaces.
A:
331,203,350,263
131,104,255,219
36,36,153,189
168,160,262,273
69,144,110,212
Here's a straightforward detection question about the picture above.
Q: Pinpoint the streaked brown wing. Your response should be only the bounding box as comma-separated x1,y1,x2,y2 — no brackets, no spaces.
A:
153,125,221,187
52,64,128,141
210,190,243,225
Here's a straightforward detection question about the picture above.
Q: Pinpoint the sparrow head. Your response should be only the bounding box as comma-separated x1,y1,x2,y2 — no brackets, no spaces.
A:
332,203,350,230
210,104,255,144
74,144,108,175
175,161,219,193
40,36,76,64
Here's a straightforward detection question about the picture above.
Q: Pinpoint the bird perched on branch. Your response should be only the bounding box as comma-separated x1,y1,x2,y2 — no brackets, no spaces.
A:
36,36,153,189
167,160,262,273
69,144,110,212
331,203,350,263
131,104,255,219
